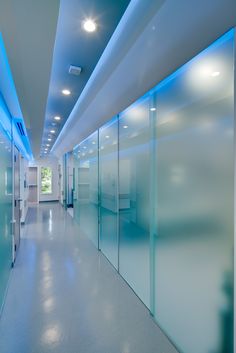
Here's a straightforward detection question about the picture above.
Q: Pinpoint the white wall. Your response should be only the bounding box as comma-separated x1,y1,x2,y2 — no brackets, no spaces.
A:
31,156,59,202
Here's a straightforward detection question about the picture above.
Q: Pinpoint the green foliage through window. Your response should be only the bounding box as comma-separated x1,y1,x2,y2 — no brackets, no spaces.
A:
41,167,52,194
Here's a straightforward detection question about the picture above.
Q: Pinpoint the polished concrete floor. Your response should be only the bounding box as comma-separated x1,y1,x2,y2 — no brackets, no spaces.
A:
0,202,178,353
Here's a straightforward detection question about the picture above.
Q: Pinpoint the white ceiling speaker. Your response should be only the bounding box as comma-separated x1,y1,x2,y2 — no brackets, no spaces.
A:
69,65,82,76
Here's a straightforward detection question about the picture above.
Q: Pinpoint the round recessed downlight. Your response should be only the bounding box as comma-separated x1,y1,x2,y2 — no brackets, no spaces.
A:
62,89,71,95
54,116,61,121
50,130,55,134
48,138,52,141
83,19,97,33
123,125,128,129
150,107,156,111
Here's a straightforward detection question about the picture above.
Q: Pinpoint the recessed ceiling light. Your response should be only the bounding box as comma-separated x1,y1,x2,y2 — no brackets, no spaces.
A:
123,125,128,129
83,19,97,33
92,141,96,145
62,89,71,95
150,107,156,111
105,135,110,139
50,130,56,134
211,71,220,77
48,138,52,141
54,116,61,121
46,144,50,147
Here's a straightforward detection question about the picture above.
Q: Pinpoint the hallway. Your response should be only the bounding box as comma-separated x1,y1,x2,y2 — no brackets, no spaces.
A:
0,203,177,353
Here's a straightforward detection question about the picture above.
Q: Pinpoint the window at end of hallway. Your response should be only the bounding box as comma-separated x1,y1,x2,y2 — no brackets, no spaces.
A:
41,167,52,194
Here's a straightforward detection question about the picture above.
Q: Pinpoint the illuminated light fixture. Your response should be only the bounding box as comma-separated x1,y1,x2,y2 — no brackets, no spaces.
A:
92,141,96,145
54,116,61,121
123,125,128,129
105,135,110,139
62,89,71,95
46,144,50,147
150,107,156,111
211,71,220,77
50,130,55,134
83,19,97,33
48,138,52,141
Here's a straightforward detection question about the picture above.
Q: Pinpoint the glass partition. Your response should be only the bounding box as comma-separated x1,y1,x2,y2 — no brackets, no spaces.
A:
74,132,99,248
99,117,119,269
0,126,12,308
118,96,151,308
71,30,234,353
153,30,234,353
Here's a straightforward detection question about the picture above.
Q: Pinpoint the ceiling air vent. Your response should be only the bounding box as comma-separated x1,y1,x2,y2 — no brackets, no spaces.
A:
69,65,82,76
16,122,25,136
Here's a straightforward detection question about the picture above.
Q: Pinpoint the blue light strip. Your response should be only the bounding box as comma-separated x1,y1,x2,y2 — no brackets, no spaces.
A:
0,33,33,160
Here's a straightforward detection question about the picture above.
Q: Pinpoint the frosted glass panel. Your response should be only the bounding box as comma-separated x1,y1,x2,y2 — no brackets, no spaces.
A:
99,117,118,269
73,132,99,248
63,154,67,208
154,31,234,353
0,128,12,308
119,97,150,307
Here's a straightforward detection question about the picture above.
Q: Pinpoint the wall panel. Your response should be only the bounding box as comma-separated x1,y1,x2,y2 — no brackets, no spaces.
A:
118,96,150,308
0,126,12,309
154,30,234,353
99,117,119,268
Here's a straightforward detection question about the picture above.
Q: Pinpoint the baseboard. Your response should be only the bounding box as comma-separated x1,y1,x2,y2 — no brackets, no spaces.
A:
39,200,59,203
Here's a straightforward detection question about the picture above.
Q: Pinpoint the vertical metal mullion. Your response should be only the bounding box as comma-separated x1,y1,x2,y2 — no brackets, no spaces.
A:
117,115,120,272
234,27,236,353
149,94,157,316
11,116,15,266
97,129,101,251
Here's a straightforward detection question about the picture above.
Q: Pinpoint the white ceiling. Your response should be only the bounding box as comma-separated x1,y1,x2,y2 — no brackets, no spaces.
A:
0,0,60,157
52,0,236,157
41,0,130,158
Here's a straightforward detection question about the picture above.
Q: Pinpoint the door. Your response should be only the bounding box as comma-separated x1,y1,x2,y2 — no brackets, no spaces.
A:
13,146,21,261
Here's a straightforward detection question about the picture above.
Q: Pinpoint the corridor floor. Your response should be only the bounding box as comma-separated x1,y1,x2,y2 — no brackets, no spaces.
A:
0,203,178,353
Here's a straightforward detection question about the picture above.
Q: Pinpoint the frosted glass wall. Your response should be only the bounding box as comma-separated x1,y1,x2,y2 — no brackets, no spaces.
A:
71,30,234,353
0,126,12,308
62,154,67,208
118,97,150,307
73,131,99,248
154,30,234,353
99,117,119,269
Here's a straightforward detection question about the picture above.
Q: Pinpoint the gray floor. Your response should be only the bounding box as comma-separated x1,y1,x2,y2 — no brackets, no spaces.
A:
0,202,178,353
